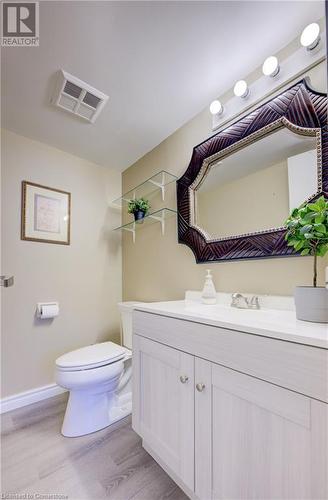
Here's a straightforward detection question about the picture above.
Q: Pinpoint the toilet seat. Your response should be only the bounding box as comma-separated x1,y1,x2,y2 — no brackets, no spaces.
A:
56,341,126,371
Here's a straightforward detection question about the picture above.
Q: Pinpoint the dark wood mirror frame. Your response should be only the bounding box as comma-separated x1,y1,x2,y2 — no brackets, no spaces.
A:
177,79,327,263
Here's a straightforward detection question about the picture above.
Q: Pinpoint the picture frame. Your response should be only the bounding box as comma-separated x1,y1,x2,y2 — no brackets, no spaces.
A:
21,181,71,245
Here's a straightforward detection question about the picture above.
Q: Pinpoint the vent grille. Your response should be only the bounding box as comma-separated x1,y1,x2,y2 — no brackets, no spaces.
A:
52,70,108,123
64,81,82,99
83,92,101,109
58,95,76,111
78,104,95,120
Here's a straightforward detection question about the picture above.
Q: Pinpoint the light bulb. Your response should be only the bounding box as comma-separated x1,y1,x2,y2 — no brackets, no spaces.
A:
300,23,320,50
209,100,223,115
262,56,280,77
233,80,249,98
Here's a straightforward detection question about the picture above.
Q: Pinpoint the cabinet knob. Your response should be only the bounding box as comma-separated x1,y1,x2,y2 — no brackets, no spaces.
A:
180,375,189,384
196,383,205,392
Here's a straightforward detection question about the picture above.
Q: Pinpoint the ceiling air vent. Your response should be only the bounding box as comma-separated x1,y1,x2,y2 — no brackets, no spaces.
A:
51,70,108,123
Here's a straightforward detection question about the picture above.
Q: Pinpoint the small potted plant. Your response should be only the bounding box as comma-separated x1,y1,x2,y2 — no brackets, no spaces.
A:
285,195,328,323
128,198,150,222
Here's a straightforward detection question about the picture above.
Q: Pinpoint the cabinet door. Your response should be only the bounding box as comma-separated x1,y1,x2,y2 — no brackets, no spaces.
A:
196,360,328,500
133,334,194,490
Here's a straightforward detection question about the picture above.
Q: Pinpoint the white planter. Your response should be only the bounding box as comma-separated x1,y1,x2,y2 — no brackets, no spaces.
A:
294,286,328,323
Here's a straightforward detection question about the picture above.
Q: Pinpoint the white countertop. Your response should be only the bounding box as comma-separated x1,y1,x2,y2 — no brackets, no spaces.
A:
135,294,328,349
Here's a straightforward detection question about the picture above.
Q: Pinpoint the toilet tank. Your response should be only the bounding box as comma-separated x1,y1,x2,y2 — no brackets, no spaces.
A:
118,302,145,350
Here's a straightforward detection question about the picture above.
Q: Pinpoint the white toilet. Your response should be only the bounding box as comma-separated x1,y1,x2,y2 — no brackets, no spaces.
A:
55,302,143,437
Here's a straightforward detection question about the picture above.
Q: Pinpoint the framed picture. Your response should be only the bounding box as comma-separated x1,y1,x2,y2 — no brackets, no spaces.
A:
21,181,71,245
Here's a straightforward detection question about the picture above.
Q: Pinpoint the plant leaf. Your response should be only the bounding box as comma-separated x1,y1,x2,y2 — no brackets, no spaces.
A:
314,224,326,233
295,240,305,251
300,224,313,234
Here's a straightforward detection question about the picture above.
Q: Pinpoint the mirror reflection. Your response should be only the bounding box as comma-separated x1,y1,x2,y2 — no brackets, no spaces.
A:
196,127,318,239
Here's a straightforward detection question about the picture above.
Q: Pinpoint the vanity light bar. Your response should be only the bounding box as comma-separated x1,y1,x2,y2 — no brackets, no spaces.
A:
262,56,280,77
300,22,320,51
209,21,321,118
233,80,249,98
209,100,223,115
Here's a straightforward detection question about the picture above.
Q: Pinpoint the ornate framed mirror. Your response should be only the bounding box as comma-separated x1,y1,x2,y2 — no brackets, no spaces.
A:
177,79,327,263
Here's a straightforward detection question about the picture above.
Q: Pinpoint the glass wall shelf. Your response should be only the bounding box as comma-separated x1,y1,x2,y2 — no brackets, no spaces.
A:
111,170,177,208
114,208,177,243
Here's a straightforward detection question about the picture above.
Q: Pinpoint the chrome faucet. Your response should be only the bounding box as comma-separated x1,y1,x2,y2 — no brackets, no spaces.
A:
248,295,260,309
231,293,249,309
231,293,260,310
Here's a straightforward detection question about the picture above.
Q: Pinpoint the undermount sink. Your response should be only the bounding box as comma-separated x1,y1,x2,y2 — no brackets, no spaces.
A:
182,290,311,334
183,297,295,327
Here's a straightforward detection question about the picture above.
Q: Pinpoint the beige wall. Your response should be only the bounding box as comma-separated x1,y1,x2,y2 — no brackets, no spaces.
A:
122,61,327,302
1,130,122,397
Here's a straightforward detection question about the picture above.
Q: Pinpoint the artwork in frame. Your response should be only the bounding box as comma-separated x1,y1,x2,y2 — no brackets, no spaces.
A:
21,181,71,245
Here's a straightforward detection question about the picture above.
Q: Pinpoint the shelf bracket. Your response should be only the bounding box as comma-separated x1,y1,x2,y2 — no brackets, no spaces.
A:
148,171,166,201
122,223,136,243
149,212,165,236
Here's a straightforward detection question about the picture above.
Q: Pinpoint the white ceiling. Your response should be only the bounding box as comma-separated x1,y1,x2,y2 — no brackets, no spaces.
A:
1,1,325,171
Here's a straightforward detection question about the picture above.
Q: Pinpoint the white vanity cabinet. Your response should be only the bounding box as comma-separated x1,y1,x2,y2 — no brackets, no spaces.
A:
132,334,195,492
195,359,327,500
132,310,328,500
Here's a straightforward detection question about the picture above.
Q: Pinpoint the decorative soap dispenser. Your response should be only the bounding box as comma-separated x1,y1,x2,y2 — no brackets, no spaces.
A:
201,269,217,305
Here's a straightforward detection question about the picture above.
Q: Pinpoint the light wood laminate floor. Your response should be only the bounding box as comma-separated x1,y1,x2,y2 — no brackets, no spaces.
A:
1,393,188,500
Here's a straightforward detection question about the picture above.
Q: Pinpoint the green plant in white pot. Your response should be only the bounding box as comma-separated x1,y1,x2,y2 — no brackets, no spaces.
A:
285,196,328,323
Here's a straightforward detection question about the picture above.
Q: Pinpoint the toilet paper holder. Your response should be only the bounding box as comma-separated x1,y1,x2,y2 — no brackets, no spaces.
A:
36,302,59,319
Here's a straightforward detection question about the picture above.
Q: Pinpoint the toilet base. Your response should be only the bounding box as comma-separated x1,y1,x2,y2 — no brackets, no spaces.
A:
61,389,132,437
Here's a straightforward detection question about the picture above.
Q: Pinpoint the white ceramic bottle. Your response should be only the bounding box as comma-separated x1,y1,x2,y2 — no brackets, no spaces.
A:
201,269,217,305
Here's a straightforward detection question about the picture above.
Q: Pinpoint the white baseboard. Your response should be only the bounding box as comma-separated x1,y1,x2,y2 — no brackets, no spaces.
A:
0,384,67,414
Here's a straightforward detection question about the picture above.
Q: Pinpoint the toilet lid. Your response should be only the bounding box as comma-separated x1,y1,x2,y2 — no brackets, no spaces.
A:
56,342,126,371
